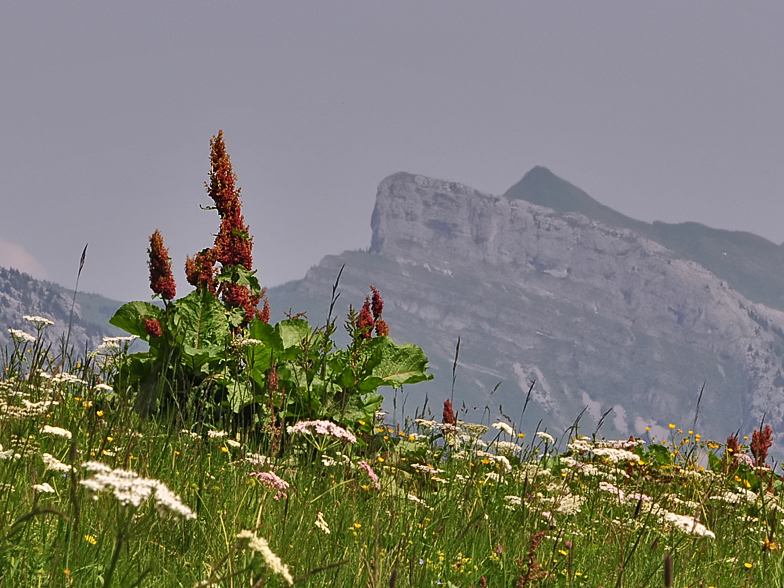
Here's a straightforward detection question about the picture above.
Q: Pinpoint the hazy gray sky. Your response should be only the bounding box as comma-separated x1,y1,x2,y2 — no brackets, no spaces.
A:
2,2,783,302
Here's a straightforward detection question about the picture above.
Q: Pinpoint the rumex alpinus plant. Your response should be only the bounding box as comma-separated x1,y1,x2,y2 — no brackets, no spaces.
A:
108,131,432,436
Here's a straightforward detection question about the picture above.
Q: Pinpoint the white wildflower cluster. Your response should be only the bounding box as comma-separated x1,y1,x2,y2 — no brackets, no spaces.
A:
475,450,512,472
461,422,489,438
591,447,639,463
286,420,357,444
42,453,73,472
492,440,522,457
567,436,642,463
40,425,72,439
315,511,330,534
51,372,88,386
8,328,36,344
504,495,523,508
245,452,271,467
24,315,54,328
232,338,264,349
0,398,59,419
407,493,433,510
236,530,294,585
181,429,201,440
80,462,196,520
554,492,585,515
513,464,553,481
411,463,445,475
0,445,21,460
660,510,715,539
321,452,352,468
536,431,555,444
207,430,227,439
32,482,56,493
492,421,515,436
414,419,438,431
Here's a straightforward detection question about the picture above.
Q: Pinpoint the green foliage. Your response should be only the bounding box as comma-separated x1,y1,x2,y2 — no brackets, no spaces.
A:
109,286,432,432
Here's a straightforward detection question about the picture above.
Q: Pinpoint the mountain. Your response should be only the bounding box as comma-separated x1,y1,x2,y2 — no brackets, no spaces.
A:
506,167,784,311
0,266,125,354
268,170,784,450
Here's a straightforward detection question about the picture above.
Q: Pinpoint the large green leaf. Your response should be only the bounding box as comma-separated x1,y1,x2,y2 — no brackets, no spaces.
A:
362,337,433,389
109,301,164,339
277,319,311,350
171,289,230,350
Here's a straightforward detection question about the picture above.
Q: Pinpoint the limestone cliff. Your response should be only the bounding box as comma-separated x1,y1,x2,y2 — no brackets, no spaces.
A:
270,171,784,447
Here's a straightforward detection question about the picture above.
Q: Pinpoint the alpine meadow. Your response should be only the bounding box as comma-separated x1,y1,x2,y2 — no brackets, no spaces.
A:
3,132,784,588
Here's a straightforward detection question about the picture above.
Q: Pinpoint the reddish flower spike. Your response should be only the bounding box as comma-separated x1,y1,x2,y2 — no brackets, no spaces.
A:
144,318,163,338
147,229,176,301
443,399,456,426
357,296,374,339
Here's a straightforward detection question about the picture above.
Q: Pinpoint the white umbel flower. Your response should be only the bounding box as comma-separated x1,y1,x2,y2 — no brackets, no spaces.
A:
236,530,293,585
24,315,54,327
32,482,55,493
80,462,195,519
492,422,514,436
40,425,72,439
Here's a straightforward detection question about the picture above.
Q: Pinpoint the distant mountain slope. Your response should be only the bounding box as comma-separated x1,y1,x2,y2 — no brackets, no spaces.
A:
0,266,124,353
505,167,784,311
269,171,784,453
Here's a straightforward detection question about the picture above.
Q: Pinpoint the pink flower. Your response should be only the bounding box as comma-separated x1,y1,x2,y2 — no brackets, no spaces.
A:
357,460,380,489
251,470,290,501
286,420,357,444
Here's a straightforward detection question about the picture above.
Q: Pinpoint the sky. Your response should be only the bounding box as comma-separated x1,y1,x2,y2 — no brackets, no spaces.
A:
1,2,783,302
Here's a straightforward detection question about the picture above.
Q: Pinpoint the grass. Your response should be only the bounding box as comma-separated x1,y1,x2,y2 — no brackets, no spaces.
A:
1,320,784,587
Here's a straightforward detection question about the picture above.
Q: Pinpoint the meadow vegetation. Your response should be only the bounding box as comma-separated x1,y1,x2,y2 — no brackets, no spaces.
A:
1,133,783,587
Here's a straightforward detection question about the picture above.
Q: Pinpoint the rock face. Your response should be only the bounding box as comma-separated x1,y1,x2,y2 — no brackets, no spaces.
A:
0,266,124,355
270,171,784,448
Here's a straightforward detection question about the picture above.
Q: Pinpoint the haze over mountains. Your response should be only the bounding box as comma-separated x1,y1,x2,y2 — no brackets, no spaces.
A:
4,167,784,452
269,168,784,448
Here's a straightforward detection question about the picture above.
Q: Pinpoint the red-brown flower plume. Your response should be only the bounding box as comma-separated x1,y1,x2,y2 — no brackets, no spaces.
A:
370,285,384,320
185,248,217,293
148,229,176,301
442,399,456,426
144,318,163,338
207,130,254,270
375,319,389,337
751,425,773,467
357,296,375,339
259,296,270,324
726,433,740,463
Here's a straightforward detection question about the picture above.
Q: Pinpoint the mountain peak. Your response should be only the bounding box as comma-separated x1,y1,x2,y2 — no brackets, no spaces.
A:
504,167,651,235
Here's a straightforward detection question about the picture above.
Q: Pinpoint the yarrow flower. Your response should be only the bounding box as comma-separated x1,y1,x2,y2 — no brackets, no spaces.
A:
315,511,331,534
80,462,196,519
23,315,54,328
235,530,294,585
32,482,55,493
357,460,381,489
8,328,35,344
42,453,73,473
286,420,357,444
536,431,555,444
40,425,72,439
492,421,514,436
251,471,290,501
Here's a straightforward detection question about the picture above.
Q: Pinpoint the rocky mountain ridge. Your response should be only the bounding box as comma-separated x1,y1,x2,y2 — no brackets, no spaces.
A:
0,266,123,355
270,170,784,447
